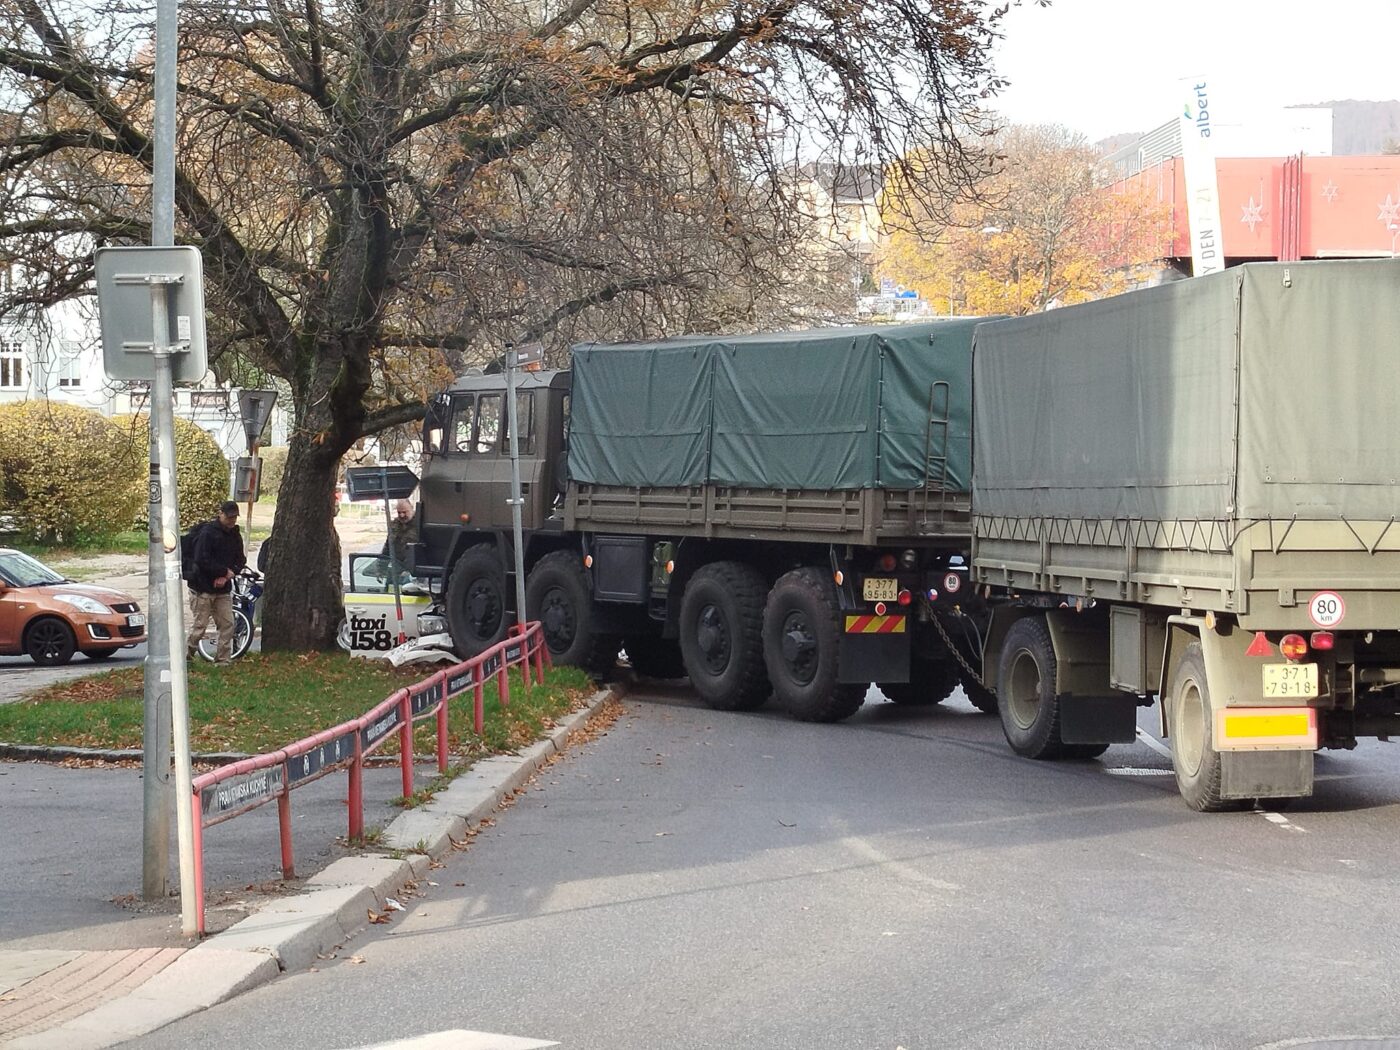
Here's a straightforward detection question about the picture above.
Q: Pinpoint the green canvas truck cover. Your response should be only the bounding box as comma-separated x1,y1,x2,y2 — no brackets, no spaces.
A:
972,259,1400,523
569,319,980,492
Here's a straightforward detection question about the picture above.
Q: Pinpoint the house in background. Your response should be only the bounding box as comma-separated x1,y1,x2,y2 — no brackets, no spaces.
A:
0,291,289,460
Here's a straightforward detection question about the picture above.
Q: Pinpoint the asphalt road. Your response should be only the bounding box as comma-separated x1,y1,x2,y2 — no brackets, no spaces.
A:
0,644,147,704
128,682,1400,1050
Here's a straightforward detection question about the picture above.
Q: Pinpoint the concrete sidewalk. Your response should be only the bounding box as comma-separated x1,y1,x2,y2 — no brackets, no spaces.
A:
0,688,616,1049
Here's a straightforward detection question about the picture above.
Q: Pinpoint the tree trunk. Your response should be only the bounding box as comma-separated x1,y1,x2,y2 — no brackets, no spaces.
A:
260,428,344,650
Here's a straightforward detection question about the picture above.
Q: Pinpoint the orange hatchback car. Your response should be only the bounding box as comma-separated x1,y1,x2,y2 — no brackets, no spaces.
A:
0,549,147,665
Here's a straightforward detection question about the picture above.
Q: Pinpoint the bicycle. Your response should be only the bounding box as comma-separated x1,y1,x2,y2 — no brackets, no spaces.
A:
194,567,263,662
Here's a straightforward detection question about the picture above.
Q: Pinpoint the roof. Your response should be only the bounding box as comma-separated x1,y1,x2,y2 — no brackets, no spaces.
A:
797,162,883,202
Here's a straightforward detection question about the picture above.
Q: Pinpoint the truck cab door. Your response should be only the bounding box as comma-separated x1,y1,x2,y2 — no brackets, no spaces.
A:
418,393,476,567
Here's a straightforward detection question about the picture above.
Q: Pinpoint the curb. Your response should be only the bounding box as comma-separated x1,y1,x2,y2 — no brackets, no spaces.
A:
0,743,252,765
12,685,621,1049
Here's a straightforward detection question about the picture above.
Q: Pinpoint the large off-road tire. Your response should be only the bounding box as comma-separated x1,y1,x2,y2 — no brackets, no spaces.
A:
763,568,865,723
26,617,75,666
679,561,771,711
445,545,509,658
625,635,687,680
958,669,999,715
996,616,1071,759
879,659,960,706
525,551,619,678
1168,641,1238,812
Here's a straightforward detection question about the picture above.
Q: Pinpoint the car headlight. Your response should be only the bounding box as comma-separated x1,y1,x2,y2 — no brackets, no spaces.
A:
54,594,112,615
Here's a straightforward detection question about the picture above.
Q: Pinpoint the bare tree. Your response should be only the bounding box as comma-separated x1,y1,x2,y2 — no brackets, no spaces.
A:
0,0,1027,647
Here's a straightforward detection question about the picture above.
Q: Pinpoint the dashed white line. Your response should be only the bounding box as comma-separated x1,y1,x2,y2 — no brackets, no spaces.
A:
1257,809,1306,833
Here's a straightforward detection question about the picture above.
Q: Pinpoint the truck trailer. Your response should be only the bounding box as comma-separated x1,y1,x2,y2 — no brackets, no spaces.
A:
413,258,1400,810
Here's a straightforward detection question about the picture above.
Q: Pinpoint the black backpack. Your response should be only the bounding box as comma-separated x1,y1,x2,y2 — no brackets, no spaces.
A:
179,522,208,582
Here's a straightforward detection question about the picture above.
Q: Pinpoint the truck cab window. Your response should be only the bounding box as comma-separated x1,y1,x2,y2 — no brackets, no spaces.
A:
475,394,503,454
505,392,534,455
449,396,473,453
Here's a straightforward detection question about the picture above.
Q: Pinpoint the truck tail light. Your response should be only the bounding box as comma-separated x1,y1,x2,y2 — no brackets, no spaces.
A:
877,553,897,572
1245,631,1272,657
1310,631,1335,651
874,602,887,616
897,589,912,606
1280,634,1308,661
584,554,594,568
834,570,845,586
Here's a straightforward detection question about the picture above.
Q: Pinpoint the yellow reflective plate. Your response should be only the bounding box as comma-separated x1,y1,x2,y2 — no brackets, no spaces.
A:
1216,707,1318,751
862,577,899,602
1263,663,1318,699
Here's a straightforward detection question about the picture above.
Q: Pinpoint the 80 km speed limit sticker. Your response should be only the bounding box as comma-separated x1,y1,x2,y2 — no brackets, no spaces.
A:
1308,590,1346,628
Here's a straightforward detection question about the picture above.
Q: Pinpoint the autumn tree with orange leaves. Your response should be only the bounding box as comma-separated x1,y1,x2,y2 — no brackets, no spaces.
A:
879,124,1169,317
0,0,1041,647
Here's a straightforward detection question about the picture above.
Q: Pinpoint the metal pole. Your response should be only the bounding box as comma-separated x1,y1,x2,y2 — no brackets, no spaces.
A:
152,281,198,937
504,345,527,628
382,465,404,641
246,439,257,535
142,0,179,902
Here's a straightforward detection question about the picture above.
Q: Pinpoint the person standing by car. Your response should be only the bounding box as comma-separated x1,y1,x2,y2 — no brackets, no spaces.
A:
186,501,247,664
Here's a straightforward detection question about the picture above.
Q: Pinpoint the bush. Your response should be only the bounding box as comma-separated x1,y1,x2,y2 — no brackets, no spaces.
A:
257,445,289,501
0,402,143,543
111,414,231,528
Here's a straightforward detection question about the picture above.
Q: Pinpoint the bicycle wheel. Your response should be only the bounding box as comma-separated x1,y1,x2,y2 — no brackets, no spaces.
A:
197,608,253,662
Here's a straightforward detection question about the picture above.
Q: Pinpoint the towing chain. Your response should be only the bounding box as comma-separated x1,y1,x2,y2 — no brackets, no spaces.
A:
924,597,990,689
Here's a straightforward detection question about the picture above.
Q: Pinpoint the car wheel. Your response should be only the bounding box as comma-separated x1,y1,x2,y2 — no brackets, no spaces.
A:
27,617,76,666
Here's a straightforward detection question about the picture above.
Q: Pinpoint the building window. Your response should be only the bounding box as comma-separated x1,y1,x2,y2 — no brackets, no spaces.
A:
0,341,24,390
55,353,81,389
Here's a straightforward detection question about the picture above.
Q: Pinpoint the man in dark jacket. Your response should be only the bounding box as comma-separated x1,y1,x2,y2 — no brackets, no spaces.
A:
186,501,247,663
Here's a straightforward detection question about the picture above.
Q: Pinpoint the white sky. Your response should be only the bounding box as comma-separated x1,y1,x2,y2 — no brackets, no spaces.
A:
991,0,1400,142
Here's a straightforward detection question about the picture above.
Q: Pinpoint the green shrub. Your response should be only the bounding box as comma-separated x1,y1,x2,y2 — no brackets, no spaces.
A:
257,445,289,501
0,402,143,543
111,414,231,528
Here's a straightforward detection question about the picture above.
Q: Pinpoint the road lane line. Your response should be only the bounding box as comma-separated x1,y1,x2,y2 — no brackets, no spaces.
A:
1256,809,1306,833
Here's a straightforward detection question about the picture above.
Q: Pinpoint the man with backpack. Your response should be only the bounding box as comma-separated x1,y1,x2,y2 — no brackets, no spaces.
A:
184,501,247,664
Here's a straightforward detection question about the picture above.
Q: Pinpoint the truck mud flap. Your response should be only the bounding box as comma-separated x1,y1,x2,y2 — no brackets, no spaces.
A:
839,629,909,684
1058,695,1138,745
1221,750,1314,800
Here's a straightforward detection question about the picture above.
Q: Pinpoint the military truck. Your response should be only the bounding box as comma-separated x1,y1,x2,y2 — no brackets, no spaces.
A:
413,321,994,722
970,260,1400,810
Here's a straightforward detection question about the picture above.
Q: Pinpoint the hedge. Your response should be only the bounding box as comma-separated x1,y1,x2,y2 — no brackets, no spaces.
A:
0,402,144,543
111,414,231,528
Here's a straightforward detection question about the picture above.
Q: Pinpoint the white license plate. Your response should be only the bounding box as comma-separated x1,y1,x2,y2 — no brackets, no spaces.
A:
862,577,899,602
1263,663,1317,699
127,614,146,628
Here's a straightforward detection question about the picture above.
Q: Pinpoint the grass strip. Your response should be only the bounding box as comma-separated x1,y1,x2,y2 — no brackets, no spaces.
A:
0,651,594,760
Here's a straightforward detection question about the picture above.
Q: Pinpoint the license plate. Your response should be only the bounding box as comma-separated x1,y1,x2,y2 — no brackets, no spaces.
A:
862,577,899,602
127,614,146,628
1263,663,1317,699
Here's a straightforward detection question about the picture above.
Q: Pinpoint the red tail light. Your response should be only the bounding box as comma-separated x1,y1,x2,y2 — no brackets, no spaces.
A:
897,589,912,606
1280,634,1308,661
877,553,897,572
1310,631,1335,651
874,602,888,616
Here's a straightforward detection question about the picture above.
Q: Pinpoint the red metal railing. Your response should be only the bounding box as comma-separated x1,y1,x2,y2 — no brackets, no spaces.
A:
189,622,551,935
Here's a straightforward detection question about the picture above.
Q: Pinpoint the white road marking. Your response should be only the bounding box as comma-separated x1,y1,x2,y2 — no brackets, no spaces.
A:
1256,809,1306,833
1104,767,1174,777
1135,727,1174,760
837,835,961,893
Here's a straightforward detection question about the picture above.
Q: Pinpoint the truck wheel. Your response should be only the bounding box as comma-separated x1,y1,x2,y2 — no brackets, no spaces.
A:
526,551,619,678
625,636,687,680
763,568,865,722
996,616,1069,759
679,562,771,711
879,659,960,706
958,670,998,715
445,545,509,657
1168,642,1237,812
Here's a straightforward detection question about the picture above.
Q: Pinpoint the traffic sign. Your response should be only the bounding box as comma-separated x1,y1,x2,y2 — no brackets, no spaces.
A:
94,246,208,383
345,464,419,501
231,456,261,501
237,389,278,448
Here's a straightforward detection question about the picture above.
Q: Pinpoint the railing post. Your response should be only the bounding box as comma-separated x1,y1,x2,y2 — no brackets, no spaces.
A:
497,657,511,710
473,667,485,736
348,732,364,842
277,763,295,879
191,793,205,936
532,625,546,682
398,690,414,800
435,672,449,775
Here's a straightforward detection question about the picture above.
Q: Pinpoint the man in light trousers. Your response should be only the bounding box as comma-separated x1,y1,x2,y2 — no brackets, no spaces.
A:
186,501,246,664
